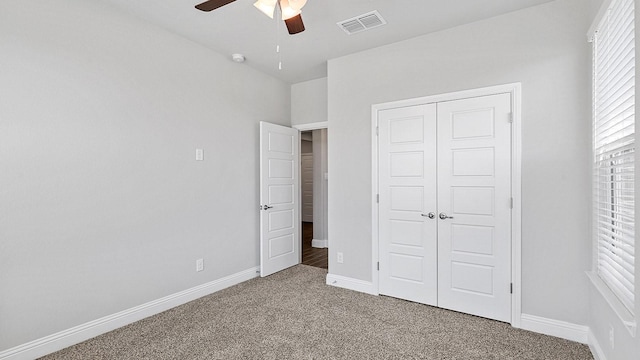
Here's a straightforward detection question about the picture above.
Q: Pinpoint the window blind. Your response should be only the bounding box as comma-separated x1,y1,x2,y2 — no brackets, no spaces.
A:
593,0,635,314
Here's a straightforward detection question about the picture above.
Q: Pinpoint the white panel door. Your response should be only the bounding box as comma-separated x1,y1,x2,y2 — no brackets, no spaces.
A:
260,122,300,277
378,104,438,306
436,93,512,322
301,154,314,222
377,93,512,322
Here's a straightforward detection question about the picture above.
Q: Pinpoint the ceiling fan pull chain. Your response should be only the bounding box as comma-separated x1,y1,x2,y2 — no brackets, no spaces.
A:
276,5,282,70
277,45,281,69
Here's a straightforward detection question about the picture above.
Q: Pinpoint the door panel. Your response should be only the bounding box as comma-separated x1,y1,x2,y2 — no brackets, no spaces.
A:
268,210,294,231
268,185,293,205
450,262,494,294
260,122,300,277
436,93,511,322
378,104,438,306
451,187,494,215
452,148,495,176
451,224,494,255
269,233,295,258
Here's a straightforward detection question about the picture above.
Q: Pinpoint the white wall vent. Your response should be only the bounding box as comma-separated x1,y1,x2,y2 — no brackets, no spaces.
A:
337,10,386,35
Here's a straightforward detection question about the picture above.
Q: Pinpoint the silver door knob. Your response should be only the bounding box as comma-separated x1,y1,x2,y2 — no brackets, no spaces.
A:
439,212,453,220
421,212,436,219
262,205,273,210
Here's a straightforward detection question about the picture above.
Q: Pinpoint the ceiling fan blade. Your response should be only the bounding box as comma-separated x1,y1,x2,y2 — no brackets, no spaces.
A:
195,0,236,12
284,14,305,34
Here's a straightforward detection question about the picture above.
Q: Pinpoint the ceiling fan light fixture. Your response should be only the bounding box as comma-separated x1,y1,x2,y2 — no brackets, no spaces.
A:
288,0,307,11
253,0,277,19
279,0,301,20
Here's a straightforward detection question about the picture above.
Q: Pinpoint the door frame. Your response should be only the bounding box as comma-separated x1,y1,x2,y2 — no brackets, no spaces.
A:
371,83,522,327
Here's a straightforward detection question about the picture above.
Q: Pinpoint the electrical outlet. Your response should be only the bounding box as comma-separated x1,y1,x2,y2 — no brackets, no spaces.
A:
196,258,204,272
337,252,344,264
609,325,614,349
195,148,204,161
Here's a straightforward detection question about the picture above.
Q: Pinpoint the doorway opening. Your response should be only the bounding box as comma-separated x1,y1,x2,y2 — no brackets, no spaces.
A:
300,129,328,269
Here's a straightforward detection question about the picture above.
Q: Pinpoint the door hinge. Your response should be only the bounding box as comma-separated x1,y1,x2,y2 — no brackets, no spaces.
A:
376,126,379,136
508,112,513,123
377,262,380,271
376,194,379,203
510,283,513,294
510,197,513,209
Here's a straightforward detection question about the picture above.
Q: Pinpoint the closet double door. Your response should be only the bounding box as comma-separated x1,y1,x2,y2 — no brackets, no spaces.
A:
378,93,512,322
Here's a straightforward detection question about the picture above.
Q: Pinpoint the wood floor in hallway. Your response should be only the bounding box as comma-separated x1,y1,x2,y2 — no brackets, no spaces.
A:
301,222,328,269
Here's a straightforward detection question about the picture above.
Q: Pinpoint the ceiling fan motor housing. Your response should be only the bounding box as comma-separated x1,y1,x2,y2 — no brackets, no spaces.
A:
196,0,307,35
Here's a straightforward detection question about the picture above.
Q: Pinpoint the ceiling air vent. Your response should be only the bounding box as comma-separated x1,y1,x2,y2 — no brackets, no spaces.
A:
337,10,386,35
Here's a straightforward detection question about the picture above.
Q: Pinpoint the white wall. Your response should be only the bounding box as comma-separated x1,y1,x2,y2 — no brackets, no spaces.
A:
291,78,328,126
327,0,592,326
589,283,639,359
0,0,289,351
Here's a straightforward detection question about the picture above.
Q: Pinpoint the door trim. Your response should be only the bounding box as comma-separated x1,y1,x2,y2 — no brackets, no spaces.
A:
292,121,330,270
371,83,522,327
293,121,328,131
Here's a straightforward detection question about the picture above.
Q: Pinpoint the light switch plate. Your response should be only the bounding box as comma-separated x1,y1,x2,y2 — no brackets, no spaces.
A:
195,148,204,161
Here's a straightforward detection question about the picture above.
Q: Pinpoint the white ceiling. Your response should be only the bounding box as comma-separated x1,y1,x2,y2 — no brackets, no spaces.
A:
103,0,554,84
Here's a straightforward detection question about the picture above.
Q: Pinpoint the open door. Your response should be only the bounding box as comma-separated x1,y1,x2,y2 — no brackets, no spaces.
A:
260,122,300,277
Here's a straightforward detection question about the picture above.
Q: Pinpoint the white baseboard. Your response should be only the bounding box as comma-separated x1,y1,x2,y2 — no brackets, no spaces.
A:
326,273,377,295
311,239,328,248
0,267,259,360
587,329,607,360
519,313,588,344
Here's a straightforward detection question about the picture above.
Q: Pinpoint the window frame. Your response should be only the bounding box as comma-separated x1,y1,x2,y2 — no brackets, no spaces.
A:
589,0,637,336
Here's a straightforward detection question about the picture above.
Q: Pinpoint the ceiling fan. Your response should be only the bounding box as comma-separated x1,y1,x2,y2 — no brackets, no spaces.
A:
195,0,307,35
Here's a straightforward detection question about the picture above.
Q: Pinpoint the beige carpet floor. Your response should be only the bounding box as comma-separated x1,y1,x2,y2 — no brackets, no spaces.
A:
41,265,593,359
